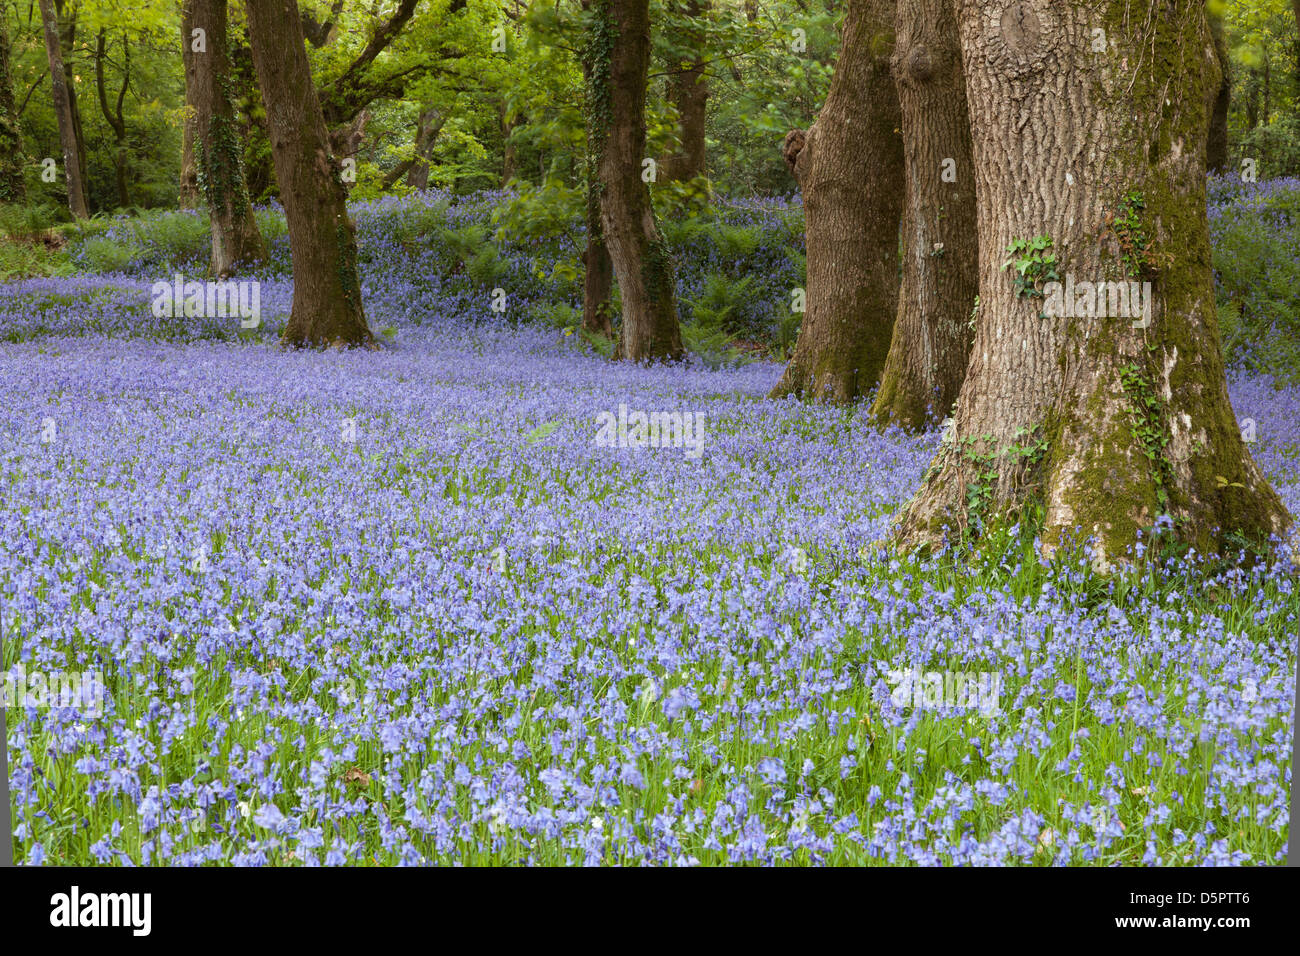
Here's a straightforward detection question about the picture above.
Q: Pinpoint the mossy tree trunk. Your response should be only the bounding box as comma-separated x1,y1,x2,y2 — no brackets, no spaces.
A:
245,0,371,347
183,0,266,276
591,0,683,361
1206,4,1230,174
0,13,25,204
895,0,1291,561
662,0,709,187
871,0,977,429
38,0,88,218
580,0,614,337
770,0,904,403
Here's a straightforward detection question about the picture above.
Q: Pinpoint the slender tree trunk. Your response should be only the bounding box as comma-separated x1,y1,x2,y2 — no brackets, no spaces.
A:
770,0,903,402
895,0,1290,561
380,106,444,190
500,99,518,185
183,0,266,275
871,0,976,429
94,30,131,209
591,0,683,361
37,0,88,217
0,13,25,203
58,2,89,199
406,107,444,189
1206,4,1230,174
245,0,371,347
662,0,709,186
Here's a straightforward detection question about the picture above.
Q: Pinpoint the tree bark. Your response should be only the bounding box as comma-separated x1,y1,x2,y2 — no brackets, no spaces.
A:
0,12,25,203
1206,4,1230,174
37,0,88,217
591,0,683,361
180,107,201,208
870,0,976,429
770,0,903,403
580,0,613,336
58,2,89,200
894,0,1290,561
183,0,266,275
245,0,371,347
662,0,709,186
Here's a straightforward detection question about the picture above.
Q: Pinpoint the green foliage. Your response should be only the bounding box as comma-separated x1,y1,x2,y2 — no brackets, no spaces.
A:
1110,190,1151,278
681,322,749,370
0,202,60,240
1210,177,1300,380
684,271,756,333
1002,236,1059,299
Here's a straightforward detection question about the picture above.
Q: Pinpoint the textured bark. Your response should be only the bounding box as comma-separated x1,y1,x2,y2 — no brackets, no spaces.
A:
37,0,88,218
184,0,266,274
58,2,89,199
0,13,25,203
895,0,1290,561
180,109,201,208
770,0,904,403
580,2,614,337
871,0,977,429
245,0,371,347
593,0,683,361
662,0,709,185
1206,5,1230,174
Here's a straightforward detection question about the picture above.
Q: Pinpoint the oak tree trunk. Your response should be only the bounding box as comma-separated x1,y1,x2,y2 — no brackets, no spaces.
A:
662,0,709,186
771,0,904,403
0,13,25,203
591,0,683,361
871,0,977,429
245,0,371,347
38,0,88,218
895,0,1290,561
183,0,266,275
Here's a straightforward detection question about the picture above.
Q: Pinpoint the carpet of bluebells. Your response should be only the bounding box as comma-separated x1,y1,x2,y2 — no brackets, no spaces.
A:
0,187,1296,866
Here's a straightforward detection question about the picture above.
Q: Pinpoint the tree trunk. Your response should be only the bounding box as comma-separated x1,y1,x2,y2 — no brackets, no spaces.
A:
245,0,371,347
94,30,131,209
591,0,683,361
183,0,266,275
580,3,614,336
37,0,88,218
894,0,1290,561
870,0,976,429
180,107,201,208
500,99,518,185
0,12,25,203
770,0,903,403
58,2,89,201
662,0,709,186
1206,4,1230,174
407,107,444,189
